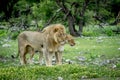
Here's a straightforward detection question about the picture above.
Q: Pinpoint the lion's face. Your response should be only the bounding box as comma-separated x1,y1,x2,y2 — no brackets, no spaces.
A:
66,35,75,46
54,31,66,45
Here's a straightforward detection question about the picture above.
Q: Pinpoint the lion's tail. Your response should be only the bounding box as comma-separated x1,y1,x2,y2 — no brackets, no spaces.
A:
11,50,19,58
11,54,19,58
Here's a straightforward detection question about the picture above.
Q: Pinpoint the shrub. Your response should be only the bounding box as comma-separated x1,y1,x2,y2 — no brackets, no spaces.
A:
0,30,7,37
102,26,115,36
82,25,118,36
82,25,100,36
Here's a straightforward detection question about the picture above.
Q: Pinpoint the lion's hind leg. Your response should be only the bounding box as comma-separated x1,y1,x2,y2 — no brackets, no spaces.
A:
18,36,28,65
26,45,35,64
19,46,27,65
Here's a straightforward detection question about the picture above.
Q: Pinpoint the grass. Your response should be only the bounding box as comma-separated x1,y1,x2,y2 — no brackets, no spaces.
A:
64,35,120,60
0,64,120,80
0,35,120,80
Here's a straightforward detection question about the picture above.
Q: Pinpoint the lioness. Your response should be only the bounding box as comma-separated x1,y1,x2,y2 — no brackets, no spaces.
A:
55,34,75,65
16,31,46,65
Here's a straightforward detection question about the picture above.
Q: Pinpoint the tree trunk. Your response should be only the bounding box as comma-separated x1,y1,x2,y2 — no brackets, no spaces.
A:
67,15,79,36
56,0,89,37
77,0,90,36
78,20,84,36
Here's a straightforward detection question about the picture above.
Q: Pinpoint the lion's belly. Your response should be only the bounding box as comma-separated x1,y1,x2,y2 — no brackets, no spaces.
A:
58,45,64,52
26,37,44,51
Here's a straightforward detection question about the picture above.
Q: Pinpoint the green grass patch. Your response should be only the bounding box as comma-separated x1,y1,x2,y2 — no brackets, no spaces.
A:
0,35,120,79
0,64,120,80
64,35,120,60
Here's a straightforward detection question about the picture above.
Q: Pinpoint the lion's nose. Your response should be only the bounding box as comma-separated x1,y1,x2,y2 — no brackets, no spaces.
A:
71,43,75,46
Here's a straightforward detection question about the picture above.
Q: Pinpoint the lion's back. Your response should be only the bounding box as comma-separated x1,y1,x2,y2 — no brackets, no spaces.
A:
18,31,45,50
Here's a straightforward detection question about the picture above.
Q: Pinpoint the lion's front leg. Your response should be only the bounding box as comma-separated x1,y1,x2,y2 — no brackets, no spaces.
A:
44,51,53,66
55,51,62,65
39,52,44,65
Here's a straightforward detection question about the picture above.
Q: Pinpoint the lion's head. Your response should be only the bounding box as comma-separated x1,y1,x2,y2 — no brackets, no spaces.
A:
43,24,66,44
66,34,75,46
42,24,66,35
53,31,66,45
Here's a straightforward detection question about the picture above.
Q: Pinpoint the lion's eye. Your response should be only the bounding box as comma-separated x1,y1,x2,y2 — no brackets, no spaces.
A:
60,33,63,36
61,33,64,36
68,39,71,41
58,34,61,37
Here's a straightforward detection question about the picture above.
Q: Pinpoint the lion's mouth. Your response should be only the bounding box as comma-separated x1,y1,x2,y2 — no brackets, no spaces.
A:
70,43,75,46
70,44,75,46
60,41,65,45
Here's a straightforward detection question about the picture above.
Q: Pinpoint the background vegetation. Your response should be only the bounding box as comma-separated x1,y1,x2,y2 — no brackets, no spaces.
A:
0,35,120,79
0,0,120,37
0,0,120,80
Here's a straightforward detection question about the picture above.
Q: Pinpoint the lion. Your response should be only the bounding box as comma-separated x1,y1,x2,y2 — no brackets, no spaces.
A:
58,34,75,52
12,24,67,66
65,34,75,46
37,24,75,66
30,34,75,65
42,24,66,35
12,31,46,65
42,24,67,66
55,34,75,65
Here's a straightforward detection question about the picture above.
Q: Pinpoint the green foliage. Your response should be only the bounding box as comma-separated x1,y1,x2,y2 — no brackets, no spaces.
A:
1,0,119,36
99,7,111,20
0,65,120,80
101,25,120,36
11,32,19,40
103,26,115,36
82,25,100,36
85,10,95,24
0,35,120,79
13,0,28,12
0,30,7,37
82,25,119,36
31,1,57,23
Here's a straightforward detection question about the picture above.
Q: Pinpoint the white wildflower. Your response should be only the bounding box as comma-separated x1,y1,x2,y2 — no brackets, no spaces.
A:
2,44,11,47
58,76,63,80
118,48,120,50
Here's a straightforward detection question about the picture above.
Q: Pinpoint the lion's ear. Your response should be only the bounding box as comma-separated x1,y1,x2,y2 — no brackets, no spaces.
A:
53,27,59,33
42,29,46,33
54,34,58,43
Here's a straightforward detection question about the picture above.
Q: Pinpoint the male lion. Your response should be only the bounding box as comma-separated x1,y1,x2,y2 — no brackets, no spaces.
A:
12,24,67,66
41,24,75,66
30,34,75,65
42,24,66,35
42,24,67,66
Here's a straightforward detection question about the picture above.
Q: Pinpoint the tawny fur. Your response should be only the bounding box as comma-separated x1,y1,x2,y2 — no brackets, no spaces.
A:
55,34,75,65
31,34,75,65
42,24,67,66
17,31,46,65
42,24,66,35
12,24,67,66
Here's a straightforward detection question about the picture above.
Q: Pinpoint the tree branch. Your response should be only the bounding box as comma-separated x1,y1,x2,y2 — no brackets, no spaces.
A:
80,0,90,16
43,8,62,29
